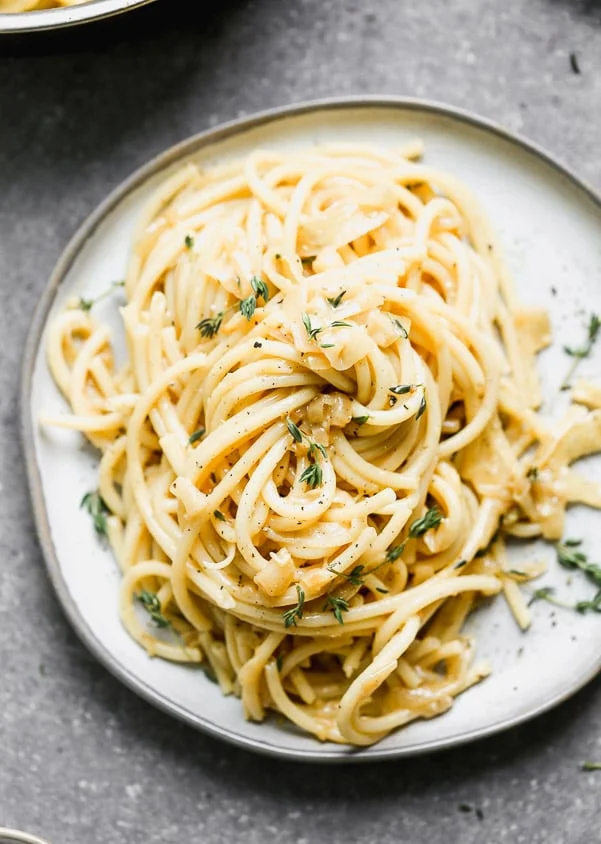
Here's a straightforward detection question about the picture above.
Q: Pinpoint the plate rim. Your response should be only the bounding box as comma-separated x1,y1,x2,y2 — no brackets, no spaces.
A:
20,95,601,762
0,0,155,34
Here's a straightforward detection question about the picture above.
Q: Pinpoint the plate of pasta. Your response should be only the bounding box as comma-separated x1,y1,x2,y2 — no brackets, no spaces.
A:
22,97,601,760
0,0,155,32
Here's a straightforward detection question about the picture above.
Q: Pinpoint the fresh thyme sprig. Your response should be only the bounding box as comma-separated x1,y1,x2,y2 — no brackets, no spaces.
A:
576,591,601,613
80,490,110,537
184,234,195,250
323,594,350,624
326,290,346,308
308,441,327,461
555,540,601,612
556,540,601,587
301,313,352,342
527,586,574,609
561,313,601,389
299,463,323,489
527,581,601,614
328,564,365,586
386,544,406,563
327,561,387,587
286,418,303,443
136,590,171,629
328,507,443,596
519,536,601,612
286,417,327,489
282,585,305,628
78,280,125,312
381,506,443,566
408,505,443,538
239,276,270,321
196,311,226,339
302,312,323,341
197,276,269,337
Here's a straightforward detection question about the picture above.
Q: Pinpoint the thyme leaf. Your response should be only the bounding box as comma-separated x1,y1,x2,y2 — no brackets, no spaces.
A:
250,276,269,303
188,427,205,444
137,590,170,628
80,490,109,537
323,594,350,624
389,316,409,338
408,505,443,538
239,295,257,320
196,312,224,338
327,564,366,586
385,544,406,563
557,541,601,587
326,290,346,308
286,417,303,443
415,390,427,421
282,585,305,628
299,462,323,489
302,312,322,341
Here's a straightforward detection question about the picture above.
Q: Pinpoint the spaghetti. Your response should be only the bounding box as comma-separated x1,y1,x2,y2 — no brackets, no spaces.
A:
44,144,601,745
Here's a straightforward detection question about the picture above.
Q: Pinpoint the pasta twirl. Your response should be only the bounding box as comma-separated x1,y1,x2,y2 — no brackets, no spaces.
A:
44,145,601,745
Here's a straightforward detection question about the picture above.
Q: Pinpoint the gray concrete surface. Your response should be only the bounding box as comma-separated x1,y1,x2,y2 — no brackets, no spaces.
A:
1,1,601,842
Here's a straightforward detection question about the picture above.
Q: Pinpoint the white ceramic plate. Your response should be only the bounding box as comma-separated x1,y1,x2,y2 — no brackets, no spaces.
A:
21,98,601,761
0,0,155,34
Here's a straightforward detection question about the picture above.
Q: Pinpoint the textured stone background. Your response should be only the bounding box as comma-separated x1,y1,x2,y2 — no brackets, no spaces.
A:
1,1,601,842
